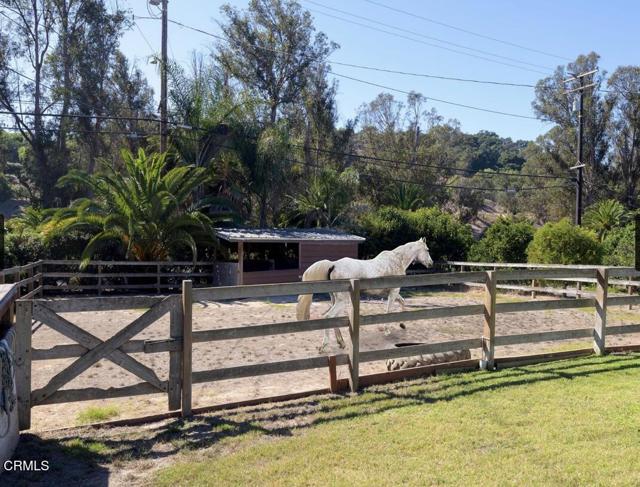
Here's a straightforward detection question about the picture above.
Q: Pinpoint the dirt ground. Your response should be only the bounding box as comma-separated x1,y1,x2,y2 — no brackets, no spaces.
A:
28,288,640,431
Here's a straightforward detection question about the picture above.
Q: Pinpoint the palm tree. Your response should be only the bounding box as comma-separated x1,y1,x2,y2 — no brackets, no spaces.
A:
8,206,55,233
47,149,214,265
385,182,425,211
288,167,357,227
583,199,627,241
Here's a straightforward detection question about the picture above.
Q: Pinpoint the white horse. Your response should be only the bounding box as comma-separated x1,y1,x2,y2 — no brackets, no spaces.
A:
296,238,434,352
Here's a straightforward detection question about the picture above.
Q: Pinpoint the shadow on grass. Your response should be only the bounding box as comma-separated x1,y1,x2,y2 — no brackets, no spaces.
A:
9,353,640,485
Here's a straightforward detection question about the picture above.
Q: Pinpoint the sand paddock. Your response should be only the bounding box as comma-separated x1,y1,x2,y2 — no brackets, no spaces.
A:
29,289,640,430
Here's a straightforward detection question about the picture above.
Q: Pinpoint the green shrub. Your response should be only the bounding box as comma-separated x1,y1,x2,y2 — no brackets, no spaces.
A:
4,231,45,267
602,224,634,266
526,218,603,265
4,227,122,267
469,217,534,263
356,206,473,261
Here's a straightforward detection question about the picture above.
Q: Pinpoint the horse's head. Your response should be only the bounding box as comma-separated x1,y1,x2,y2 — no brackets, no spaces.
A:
415,237,434,268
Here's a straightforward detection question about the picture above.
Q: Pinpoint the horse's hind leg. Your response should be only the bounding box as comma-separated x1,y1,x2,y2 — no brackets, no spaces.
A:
319,296,344,352
334,328,345,348
319,328,331,353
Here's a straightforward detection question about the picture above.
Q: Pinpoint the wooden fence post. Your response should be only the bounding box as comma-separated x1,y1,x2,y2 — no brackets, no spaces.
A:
181,280,193,416
628,276,633,310
531,279,537,299
97,265,103,296
327,355,338,393
594,267,608,355
15,300,32,430
480,271,497,370
157,264,161,294
38,261,44,297
27,266,33,294
168,301,183,411
348,279,360,392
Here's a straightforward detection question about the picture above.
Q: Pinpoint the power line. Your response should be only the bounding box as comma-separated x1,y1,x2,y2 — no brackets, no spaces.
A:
0,124,154,137
304,0,553,72
356,171,571,193
0,110,162,123
329,62,537,88
309,144,573,180
0,121,572,189
135,14,548,83
134,20,157,55
3,108,567,180
332,72,541,120
306,7,550,76
363,0,571,62
181,123,572,181
134,16,545,120
278,155,572,192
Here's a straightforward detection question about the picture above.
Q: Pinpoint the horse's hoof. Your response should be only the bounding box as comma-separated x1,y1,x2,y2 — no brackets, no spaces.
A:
337,341,346,349
318,346,327,354
383,328,391,336
399,322,406,329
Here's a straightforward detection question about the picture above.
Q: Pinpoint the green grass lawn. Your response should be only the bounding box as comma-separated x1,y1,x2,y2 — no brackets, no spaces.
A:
154,354,640,486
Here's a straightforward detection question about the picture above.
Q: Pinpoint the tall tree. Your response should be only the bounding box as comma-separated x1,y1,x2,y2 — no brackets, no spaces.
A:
0,0,57,205
0,0,134,204
532,52,613,206
216,0,336,124
607,66,640,208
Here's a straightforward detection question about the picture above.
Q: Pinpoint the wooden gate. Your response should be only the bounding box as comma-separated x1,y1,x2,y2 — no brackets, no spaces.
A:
14,294,181,429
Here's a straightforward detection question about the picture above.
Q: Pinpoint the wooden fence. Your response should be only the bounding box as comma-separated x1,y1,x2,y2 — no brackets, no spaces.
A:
10,265,640,430
448,261,640,301
41,260,217,295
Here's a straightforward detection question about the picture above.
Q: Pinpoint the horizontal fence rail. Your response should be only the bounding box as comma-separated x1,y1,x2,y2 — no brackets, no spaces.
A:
5,260,640,429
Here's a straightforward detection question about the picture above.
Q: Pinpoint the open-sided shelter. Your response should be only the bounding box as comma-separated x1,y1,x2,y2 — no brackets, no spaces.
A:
213,228,365,286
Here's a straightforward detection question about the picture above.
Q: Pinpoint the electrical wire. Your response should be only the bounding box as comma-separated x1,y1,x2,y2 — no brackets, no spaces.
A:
332,72,542,120
363,0,571,62
134,16,545,119
306,7,550,76
328,62,537,88
304,0,554,72
0,110,161,123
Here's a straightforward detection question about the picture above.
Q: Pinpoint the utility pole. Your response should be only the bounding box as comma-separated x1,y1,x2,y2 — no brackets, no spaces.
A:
160,0,168,154
564,69,597,225
149,0,169,153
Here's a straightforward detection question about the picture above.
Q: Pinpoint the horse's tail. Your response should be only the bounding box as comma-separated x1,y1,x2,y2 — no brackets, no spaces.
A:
296,260,335,321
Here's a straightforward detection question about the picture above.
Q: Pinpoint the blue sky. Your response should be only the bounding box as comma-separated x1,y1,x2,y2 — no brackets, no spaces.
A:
120,0,640,141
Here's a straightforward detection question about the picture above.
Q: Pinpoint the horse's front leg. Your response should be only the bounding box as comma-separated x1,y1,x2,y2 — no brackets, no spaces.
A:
384,288,402,335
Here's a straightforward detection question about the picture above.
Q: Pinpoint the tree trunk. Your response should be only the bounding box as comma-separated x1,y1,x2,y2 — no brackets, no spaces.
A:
259,192,268,227
269,103,277,125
